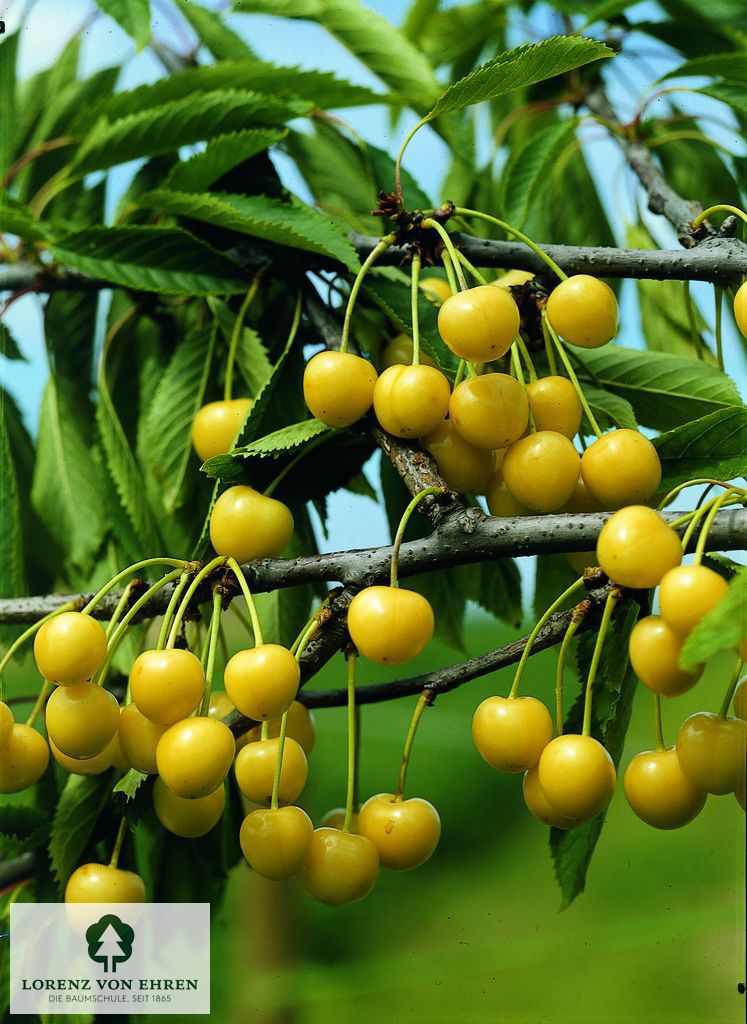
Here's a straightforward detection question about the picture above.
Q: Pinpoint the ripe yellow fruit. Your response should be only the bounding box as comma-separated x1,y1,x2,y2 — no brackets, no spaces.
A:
191,398,253,462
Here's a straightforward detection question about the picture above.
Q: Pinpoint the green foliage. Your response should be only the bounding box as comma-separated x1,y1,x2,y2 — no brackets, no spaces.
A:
49,774,114,889
95,0,151,49
653,407,747,488
499,121,577,228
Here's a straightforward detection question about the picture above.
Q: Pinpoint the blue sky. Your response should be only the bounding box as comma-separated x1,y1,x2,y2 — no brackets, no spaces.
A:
1,0,744,573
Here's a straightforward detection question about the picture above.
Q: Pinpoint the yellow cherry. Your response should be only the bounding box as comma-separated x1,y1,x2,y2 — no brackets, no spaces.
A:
537,734,616,822
628,616,701,697
437,285,520,362
486,472,531,517
522,766,576,829
46,682,120,759
209,485,294,563
234,736,308,805
33,611,108,685
50,735,125,776
239,805,314,880
421,419,495,493
65,863,145,903
0,700,14,749
526,376,582,438
347,585,434,666
129,648,204,726
319,807,358,831
298,828,379,905
118,703,168,774
733,677,747,721
472,695,554,772
676,712,747,795
208,690,235,721
623,747,706,829
581,429,662,509
244,700,316,756
381,333,436,369
156,717,235,799
494,269,534,289
153,777,226,838
0,724,50,793
223,644,300,721
658,564,729,637
357,793,441,870
303,351,377,427
596,506,682,589
191,398,253,462
419,276,452,305
734,280,747,338
449,373,528,450
373,363,451,438
502,431,580,513
545,275,619,348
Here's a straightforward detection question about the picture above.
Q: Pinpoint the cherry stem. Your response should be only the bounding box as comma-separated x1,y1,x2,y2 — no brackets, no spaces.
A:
693,488,742,565
544,321,558,375
226,557,264,647
156,572,191,650
453,208,568,281
166,557,227,649
509,343,525,388
25,680,51,728
224,275,260,402
421,219,467,290
81,557,188,615
669,495,743,533
343,652,358,833
97,569,185,690
453,359,467,388
717,657,743,719
440,249,459,294
654,694,665,751
454,249,488,286
691,203,747,229
396,690,430,801
509,577,586,700
340,234,397,354
582,589,622,737
555,605,587,735
105,582,136,641
714,286,725,372
514,334,538,383
199,590,223,717
390,486,444,588
543,313,603,439
108,817,128,870
269,707,290,811
411,251,422,366
0,601,76,698
656,478,736,511
293,619,321,661
260,722,270,741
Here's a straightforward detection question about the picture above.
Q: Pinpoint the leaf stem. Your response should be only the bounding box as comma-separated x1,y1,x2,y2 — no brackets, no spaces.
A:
440,248,459,294
390,486,444,588
340,234,397,354
555,605,587,735
343,652,358,832
270,707,290,811
225,557,264,647
656,478,736,511
293,619,321,660
454,208,568,281
394,116,428,202
509,577,586,699
224,276,261,402
693,488,741,565
156,572,191,650
411,251,422,366
514,334,538,383
543,312,602,438
105,582,136,641
396,691,431,800
421,219,467,290
582,589,621,737
454,249,489,286
717,657,743,719
108,817,128,869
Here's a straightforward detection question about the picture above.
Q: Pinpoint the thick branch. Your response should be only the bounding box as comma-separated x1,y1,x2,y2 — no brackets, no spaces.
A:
0,509,743,625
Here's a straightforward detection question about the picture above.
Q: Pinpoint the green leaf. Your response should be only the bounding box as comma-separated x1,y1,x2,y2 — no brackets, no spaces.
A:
139,190,360,270
234,0,440,108
363,274,458,372
0,398,25,599
551,602,639,908
456,559,522,630
49,774,113,887
661,52,747,83
699,80,747,114
0,805,48,859
52,227,248,295
0,323,24,362
0,32,20,180
73,89,307,173
95,0,151,49
144,326,215,513
113,769,148,800
499,121,577,228
31,379,106,573
165,128,286,192
202,419,331,480
680,570,746,669
427,36,613,119
0,192,53,242
211,299,273,396
573,345,742,430
174,0,256,60
653,407,747,488
583,384,637,431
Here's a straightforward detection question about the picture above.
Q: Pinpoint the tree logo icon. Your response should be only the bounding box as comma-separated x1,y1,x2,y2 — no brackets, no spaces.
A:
85,914,135,973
